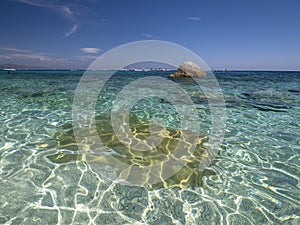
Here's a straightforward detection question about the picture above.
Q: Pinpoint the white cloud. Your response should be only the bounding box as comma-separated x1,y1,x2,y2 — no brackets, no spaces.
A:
80,48,101,54
142,33,159,39
17,0,46,8
17,0,80,37
75,55,98,61
186,17,202,21
0,46,53,60
17,0,75,19
1,51,66,62
64,23,79,38
8,53,49,60
0,55,12,59
61,5,74,20
143,34,153,38
0,47,31,53
0,46,49,60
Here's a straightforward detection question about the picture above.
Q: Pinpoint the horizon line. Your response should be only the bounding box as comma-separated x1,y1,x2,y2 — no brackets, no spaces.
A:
1,69,300,72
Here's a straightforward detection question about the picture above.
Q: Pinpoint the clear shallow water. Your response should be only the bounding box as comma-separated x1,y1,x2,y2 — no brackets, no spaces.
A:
0,70,299,224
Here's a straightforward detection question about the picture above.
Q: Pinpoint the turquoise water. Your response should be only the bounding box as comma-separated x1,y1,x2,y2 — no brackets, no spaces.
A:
0,70,299,224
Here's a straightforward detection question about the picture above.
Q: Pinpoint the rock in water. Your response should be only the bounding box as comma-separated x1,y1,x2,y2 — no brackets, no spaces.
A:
46,113,215,189
169,61,206,78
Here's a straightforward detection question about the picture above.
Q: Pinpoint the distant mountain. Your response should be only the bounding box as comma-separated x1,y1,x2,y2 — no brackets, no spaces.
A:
0,63,53,70
124,61,176,70
0,63,87,70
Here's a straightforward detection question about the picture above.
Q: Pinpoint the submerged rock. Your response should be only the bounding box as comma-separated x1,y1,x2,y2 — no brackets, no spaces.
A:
47,113,214,189
169,61,206,78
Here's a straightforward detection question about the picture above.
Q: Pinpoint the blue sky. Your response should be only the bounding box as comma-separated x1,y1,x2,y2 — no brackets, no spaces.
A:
0,0,299,70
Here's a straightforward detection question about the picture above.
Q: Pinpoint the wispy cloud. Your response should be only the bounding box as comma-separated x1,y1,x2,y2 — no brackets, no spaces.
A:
0,46,68,62
0,53,70,68
0,55,12,59
64,23,80,38
61,5,75,21
0,47,32,53
17,0,76,20
0,46,46,60
143,33,153,38
8,53,49,60
186,17,202,21
80,48,101,54
16,0,80,37
142,33,159,39
75,55,98,61
17,0,45,7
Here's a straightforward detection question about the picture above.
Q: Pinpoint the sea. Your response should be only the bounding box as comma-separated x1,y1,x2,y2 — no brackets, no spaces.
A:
0,70,299,224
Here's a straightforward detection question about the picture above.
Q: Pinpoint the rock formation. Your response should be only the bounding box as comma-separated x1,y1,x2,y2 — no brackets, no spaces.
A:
169,61,206,78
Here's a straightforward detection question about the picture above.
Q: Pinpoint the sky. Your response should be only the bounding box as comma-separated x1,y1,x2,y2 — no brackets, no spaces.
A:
0,0,300,70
